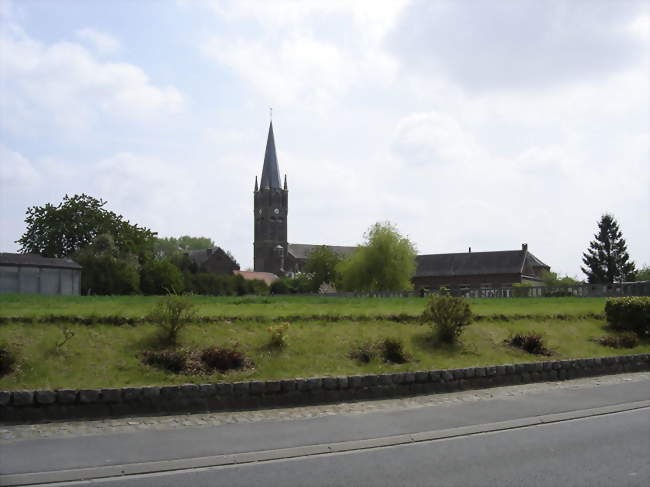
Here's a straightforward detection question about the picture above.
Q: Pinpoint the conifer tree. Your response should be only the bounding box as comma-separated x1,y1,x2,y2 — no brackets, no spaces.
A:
581,214,636,283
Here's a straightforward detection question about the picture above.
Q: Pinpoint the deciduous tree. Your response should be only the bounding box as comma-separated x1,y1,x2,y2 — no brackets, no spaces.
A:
337,222,417,292
304,245,342,291
17,194,155,262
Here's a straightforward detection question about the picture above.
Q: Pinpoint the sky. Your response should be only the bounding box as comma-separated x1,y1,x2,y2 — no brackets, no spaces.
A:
0,0,648,277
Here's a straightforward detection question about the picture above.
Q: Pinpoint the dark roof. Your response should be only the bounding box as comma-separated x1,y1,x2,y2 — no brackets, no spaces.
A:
187,248,232,266
260,122,282,189
288,244,357,260
415,250,548,278
0,253,82,270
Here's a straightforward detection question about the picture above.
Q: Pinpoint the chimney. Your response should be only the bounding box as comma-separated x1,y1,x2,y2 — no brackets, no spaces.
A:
522,243,528,251
468,247,471,253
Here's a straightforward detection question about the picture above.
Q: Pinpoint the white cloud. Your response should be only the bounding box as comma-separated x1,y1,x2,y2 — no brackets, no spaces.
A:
0,30,185,138
390,0,648,92
0,144,40,189
76,27,120,54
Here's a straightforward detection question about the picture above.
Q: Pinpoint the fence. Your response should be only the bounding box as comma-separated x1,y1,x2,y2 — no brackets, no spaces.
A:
311,281,650,299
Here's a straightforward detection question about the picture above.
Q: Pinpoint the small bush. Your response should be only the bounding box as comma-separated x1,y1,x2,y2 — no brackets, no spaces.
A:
200,346,247,372
508,332,550,355
0,344,16,376
349,338,409,364
267,322,289,349
605,297,650,337
596,332,639,349
270,279,291,295
423,295,473,343
142,349,187,373
147,294,196,347
380,337,409,364
511,283,533,298
349,340,379,363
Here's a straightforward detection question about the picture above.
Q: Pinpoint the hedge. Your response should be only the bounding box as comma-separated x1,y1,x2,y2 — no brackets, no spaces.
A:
605,297,650,337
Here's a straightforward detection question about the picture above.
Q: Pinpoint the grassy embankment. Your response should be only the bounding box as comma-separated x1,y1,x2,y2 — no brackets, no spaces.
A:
0,294,647,390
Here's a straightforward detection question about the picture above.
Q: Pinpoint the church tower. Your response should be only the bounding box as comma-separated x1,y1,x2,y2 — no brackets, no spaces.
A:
254,121,288,275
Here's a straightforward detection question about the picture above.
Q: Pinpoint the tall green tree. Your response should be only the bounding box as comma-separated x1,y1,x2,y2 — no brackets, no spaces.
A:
581,214,636,283
303,246,342,291
337,222,417,292
17,194,156,262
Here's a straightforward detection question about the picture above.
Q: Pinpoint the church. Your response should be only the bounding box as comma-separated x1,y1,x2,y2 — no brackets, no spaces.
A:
253,122,550,290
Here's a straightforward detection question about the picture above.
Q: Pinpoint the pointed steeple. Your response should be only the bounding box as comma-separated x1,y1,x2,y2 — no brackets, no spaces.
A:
283,174,287,190
260,122,281,189
254,175,258,192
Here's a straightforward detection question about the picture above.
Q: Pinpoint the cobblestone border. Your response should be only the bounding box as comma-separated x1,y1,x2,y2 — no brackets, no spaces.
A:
1,354,648,423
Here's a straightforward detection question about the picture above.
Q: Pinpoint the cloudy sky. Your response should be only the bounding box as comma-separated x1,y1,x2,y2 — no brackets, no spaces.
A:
1,0,648,277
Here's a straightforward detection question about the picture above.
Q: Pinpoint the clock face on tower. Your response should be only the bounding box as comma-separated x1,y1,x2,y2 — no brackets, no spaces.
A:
274,208,280,215
258,209,262,215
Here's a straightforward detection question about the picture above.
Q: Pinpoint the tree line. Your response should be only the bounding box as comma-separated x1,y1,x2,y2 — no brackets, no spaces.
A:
15,194,648,295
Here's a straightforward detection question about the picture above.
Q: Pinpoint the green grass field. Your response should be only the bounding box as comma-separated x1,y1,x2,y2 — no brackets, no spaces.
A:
0,294,646,390
0,294,606,319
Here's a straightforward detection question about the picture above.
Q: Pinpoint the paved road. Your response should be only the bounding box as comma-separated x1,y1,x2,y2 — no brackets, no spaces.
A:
80,408,650,487
1,373,649,486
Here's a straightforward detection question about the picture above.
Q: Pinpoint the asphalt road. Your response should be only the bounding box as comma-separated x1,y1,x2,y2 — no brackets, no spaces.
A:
87,408,650,487
1,375,649,486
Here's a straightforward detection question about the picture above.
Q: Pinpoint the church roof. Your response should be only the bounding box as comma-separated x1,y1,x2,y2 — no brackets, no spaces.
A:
186,248,234,266
414,249,549,278
288,244,357,260
260,122,282,189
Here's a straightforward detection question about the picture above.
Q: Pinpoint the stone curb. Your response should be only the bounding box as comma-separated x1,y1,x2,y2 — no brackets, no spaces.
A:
1,353,648,423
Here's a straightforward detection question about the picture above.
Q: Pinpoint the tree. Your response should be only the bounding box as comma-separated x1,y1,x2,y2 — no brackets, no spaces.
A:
140,259,185,295
581,214,636,284
337,222,417,292
74,234,140,295
635,265,650,282
154,236,216,259
540,270,580,287
17,194,156,262
303,246,342,291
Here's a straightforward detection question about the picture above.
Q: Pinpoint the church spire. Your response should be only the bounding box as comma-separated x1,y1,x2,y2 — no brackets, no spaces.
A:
284,174,287,190
260,121,281,189
254,175,258,192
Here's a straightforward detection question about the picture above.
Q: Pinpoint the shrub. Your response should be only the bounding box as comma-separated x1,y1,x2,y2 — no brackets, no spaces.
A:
511,282,533,297
423,295,473,343
267,322,289,349
508,332,550,355
270,279,291,295
605,297,650,337
140,259,184,295
349,337,409,364
596,332,639,349
142,349,187,373
200,346,248,372
379,337,409,364
349,340,379,363
147,294,196,347
248,279,270,296
0,344,16,376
